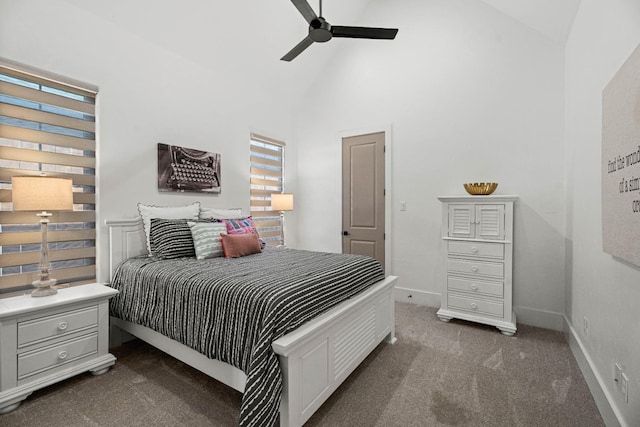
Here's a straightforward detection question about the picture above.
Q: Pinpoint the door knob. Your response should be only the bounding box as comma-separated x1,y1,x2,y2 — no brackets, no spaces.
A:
343,231,350,236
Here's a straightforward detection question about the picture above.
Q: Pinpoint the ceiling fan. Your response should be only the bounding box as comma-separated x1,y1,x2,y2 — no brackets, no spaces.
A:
281,0,398,61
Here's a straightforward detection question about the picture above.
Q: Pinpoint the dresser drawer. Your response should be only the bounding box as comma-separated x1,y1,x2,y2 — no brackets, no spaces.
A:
448,241,504,259
447,277,503,297
448,259,504,278
448,294,503,318
18,333,98,380
18,306,98,348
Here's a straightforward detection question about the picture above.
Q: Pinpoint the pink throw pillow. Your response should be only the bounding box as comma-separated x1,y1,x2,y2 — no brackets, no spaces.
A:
222,217,258,235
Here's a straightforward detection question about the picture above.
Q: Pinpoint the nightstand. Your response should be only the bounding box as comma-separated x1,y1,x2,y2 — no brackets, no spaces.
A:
0,283,118,414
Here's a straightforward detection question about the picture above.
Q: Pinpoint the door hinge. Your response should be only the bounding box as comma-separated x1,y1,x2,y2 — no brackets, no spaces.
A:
384,233,386,240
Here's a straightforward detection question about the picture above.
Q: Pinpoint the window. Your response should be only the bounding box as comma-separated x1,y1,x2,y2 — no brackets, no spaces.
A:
250,133,285,246
0,64,97,295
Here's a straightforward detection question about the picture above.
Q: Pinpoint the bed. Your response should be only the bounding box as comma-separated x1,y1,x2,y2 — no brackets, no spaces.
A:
106,218,397,427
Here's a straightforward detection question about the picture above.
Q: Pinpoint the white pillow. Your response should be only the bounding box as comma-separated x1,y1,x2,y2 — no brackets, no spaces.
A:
137,202,201,254
188,221,227,259
199,207,243,220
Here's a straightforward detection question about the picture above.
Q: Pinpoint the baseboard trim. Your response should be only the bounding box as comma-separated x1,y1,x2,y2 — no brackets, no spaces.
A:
394,286,440,307
394,289,565,331
513,305,564,331
564,315,625,427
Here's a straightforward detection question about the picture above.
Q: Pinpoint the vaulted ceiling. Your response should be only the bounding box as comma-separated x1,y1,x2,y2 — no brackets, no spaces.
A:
480,0,581,43
62,0,580,65
58,0,580,109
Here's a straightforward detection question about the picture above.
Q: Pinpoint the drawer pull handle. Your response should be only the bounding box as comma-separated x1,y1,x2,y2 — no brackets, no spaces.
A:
471,266,478,272
470,284,478,291
58,351,68,360
471,247,478,253
57,322,69,331
470,303,478,310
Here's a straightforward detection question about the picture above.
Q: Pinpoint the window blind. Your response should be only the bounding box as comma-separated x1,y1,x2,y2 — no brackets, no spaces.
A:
250,134,285,246
0,65,97,295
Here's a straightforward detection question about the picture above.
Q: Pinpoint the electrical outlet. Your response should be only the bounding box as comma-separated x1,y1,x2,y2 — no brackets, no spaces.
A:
400,201,407,211
615,363,623,386
621,373,629,403
583,317,589,336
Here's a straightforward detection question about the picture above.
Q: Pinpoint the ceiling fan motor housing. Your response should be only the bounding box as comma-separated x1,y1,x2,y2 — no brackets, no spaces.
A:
309,17,332,42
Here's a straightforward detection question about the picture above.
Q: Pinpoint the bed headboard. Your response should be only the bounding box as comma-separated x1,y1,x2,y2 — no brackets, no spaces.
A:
105,218,147,283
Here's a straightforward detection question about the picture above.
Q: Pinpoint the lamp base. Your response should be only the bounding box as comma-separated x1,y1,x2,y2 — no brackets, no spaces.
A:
31,278,58,297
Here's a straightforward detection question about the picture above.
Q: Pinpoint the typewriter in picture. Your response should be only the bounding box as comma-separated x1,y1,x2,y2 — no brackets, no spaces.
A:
159,144,220,193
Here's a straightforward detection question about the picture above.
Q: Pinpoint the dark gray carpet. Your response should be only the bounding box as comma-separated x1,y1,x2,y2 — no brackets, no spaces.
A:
2,303,604,426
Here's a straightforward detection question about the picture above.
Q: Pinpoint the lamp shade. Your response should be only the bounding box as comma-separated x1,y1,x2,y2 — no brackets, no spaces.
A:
271,193,294,211
11,176,73,212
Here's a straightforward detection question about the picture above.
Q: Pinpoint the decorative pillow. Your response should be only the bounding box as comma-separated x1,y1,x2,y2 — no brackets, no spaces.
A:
222,217,258,235
200,207,243,220
138,202,200,254
188,221,228,260
149,219,196,259
220,232,262,258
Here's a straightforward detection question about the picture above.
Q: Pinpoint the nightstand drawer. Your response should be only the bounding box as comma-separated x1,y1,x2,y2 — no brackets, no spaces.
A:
18,333,98,380
448,294,503,317
447,277,503,297
18,306,98,348
448,258,504,278
448,241,504,259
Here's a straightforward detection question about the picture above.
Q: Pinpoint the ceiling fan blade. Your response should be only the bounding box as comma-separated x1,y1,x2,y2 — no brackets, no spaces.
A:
331,26,398,40
290,0,317,24
281,36,314,61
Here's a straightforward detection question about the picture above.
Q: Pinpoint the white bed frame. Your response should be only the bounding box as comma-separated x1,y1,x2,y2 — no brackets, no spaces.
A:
106,219,397,427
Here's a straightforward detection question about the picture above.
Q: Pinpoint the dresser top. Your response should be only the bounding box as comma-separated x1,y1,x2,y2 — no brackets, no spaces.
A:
0,284,118,318
437,195,519,202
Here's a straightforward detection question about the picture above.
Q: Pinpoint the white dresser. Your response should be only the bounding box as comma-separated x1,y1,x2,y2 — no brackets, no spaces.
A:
436,195,518,335
0,283,118,414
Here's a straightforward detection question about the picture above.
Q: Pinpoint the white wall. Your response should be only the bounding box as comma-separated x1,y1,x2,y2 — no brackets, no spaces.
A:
3,0,639,424
565,0,640,425
293,0,567,329
0,0,301,283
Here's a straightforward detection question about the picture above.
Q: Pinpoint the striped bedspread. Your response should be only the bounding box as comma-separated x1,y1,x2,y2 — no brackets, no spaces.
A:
109,247,385,427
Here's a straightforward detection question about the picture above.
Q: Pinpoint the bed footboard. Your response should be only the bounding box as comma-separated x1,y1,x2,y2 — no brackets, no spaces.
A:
272,275,397,427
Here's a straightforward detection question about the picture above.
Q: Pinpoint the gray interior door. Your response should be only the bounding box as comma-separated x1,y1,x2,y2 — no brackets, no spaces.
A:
342,132,385,271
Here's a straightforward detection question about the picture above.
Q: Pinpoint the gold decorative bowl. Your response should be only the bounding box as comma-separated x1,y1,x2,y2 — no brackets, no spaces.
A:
464,182,498,195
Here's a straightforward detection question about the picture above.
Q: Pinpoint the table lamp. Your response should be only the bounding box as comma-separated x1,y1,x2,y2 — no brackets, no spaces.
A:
11,176,73,297
271,193,294,246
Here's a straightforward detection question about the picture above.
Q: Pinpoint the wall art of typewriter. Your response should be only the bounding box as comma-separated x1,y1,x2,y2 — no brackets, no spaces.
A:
157,143,221,193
